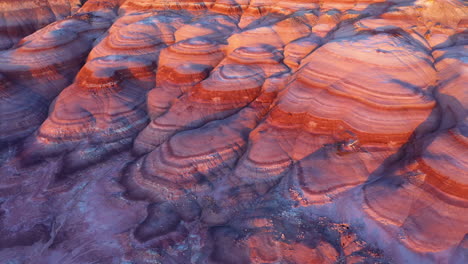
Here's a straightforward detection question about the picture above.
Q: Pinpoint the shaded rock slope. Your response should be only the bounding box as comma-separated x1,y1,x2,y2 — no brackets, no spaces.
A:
0,0,466,263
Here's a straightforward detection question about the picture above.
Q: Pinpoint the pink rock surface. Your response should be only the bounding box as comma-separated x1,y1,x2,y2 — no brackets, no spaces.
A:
0,0,83,49
0,0,466,263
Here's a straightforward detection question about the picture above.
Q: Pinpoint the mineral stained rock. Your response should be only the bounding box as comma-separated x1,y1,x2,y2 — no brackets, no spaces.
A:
0,0,466,263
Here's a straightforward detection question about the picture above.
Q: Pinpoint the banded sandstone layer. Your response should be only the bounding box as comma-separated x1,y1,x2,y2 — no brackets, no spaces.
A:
0,0,467,263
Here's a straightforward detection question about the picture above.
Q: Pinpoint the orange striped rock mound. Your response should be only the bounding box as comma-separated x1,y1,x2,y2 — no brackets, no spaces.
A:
0,8,115,147
24,55,155,170
133,63,267,154
0,0,83,50
123,84,276,202
364,125,468,253
231,31,438,202
146,36,226,119
0,1,466,263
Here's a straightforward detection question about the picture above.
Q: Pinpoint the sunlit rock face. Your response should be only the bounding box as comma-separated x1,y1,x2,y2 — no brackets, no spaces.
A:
0,0,466,263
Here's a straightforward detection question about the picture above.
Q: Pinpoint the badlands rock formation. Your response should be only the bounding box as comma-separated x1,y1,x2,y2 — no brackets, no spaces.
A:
0,0,466,263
